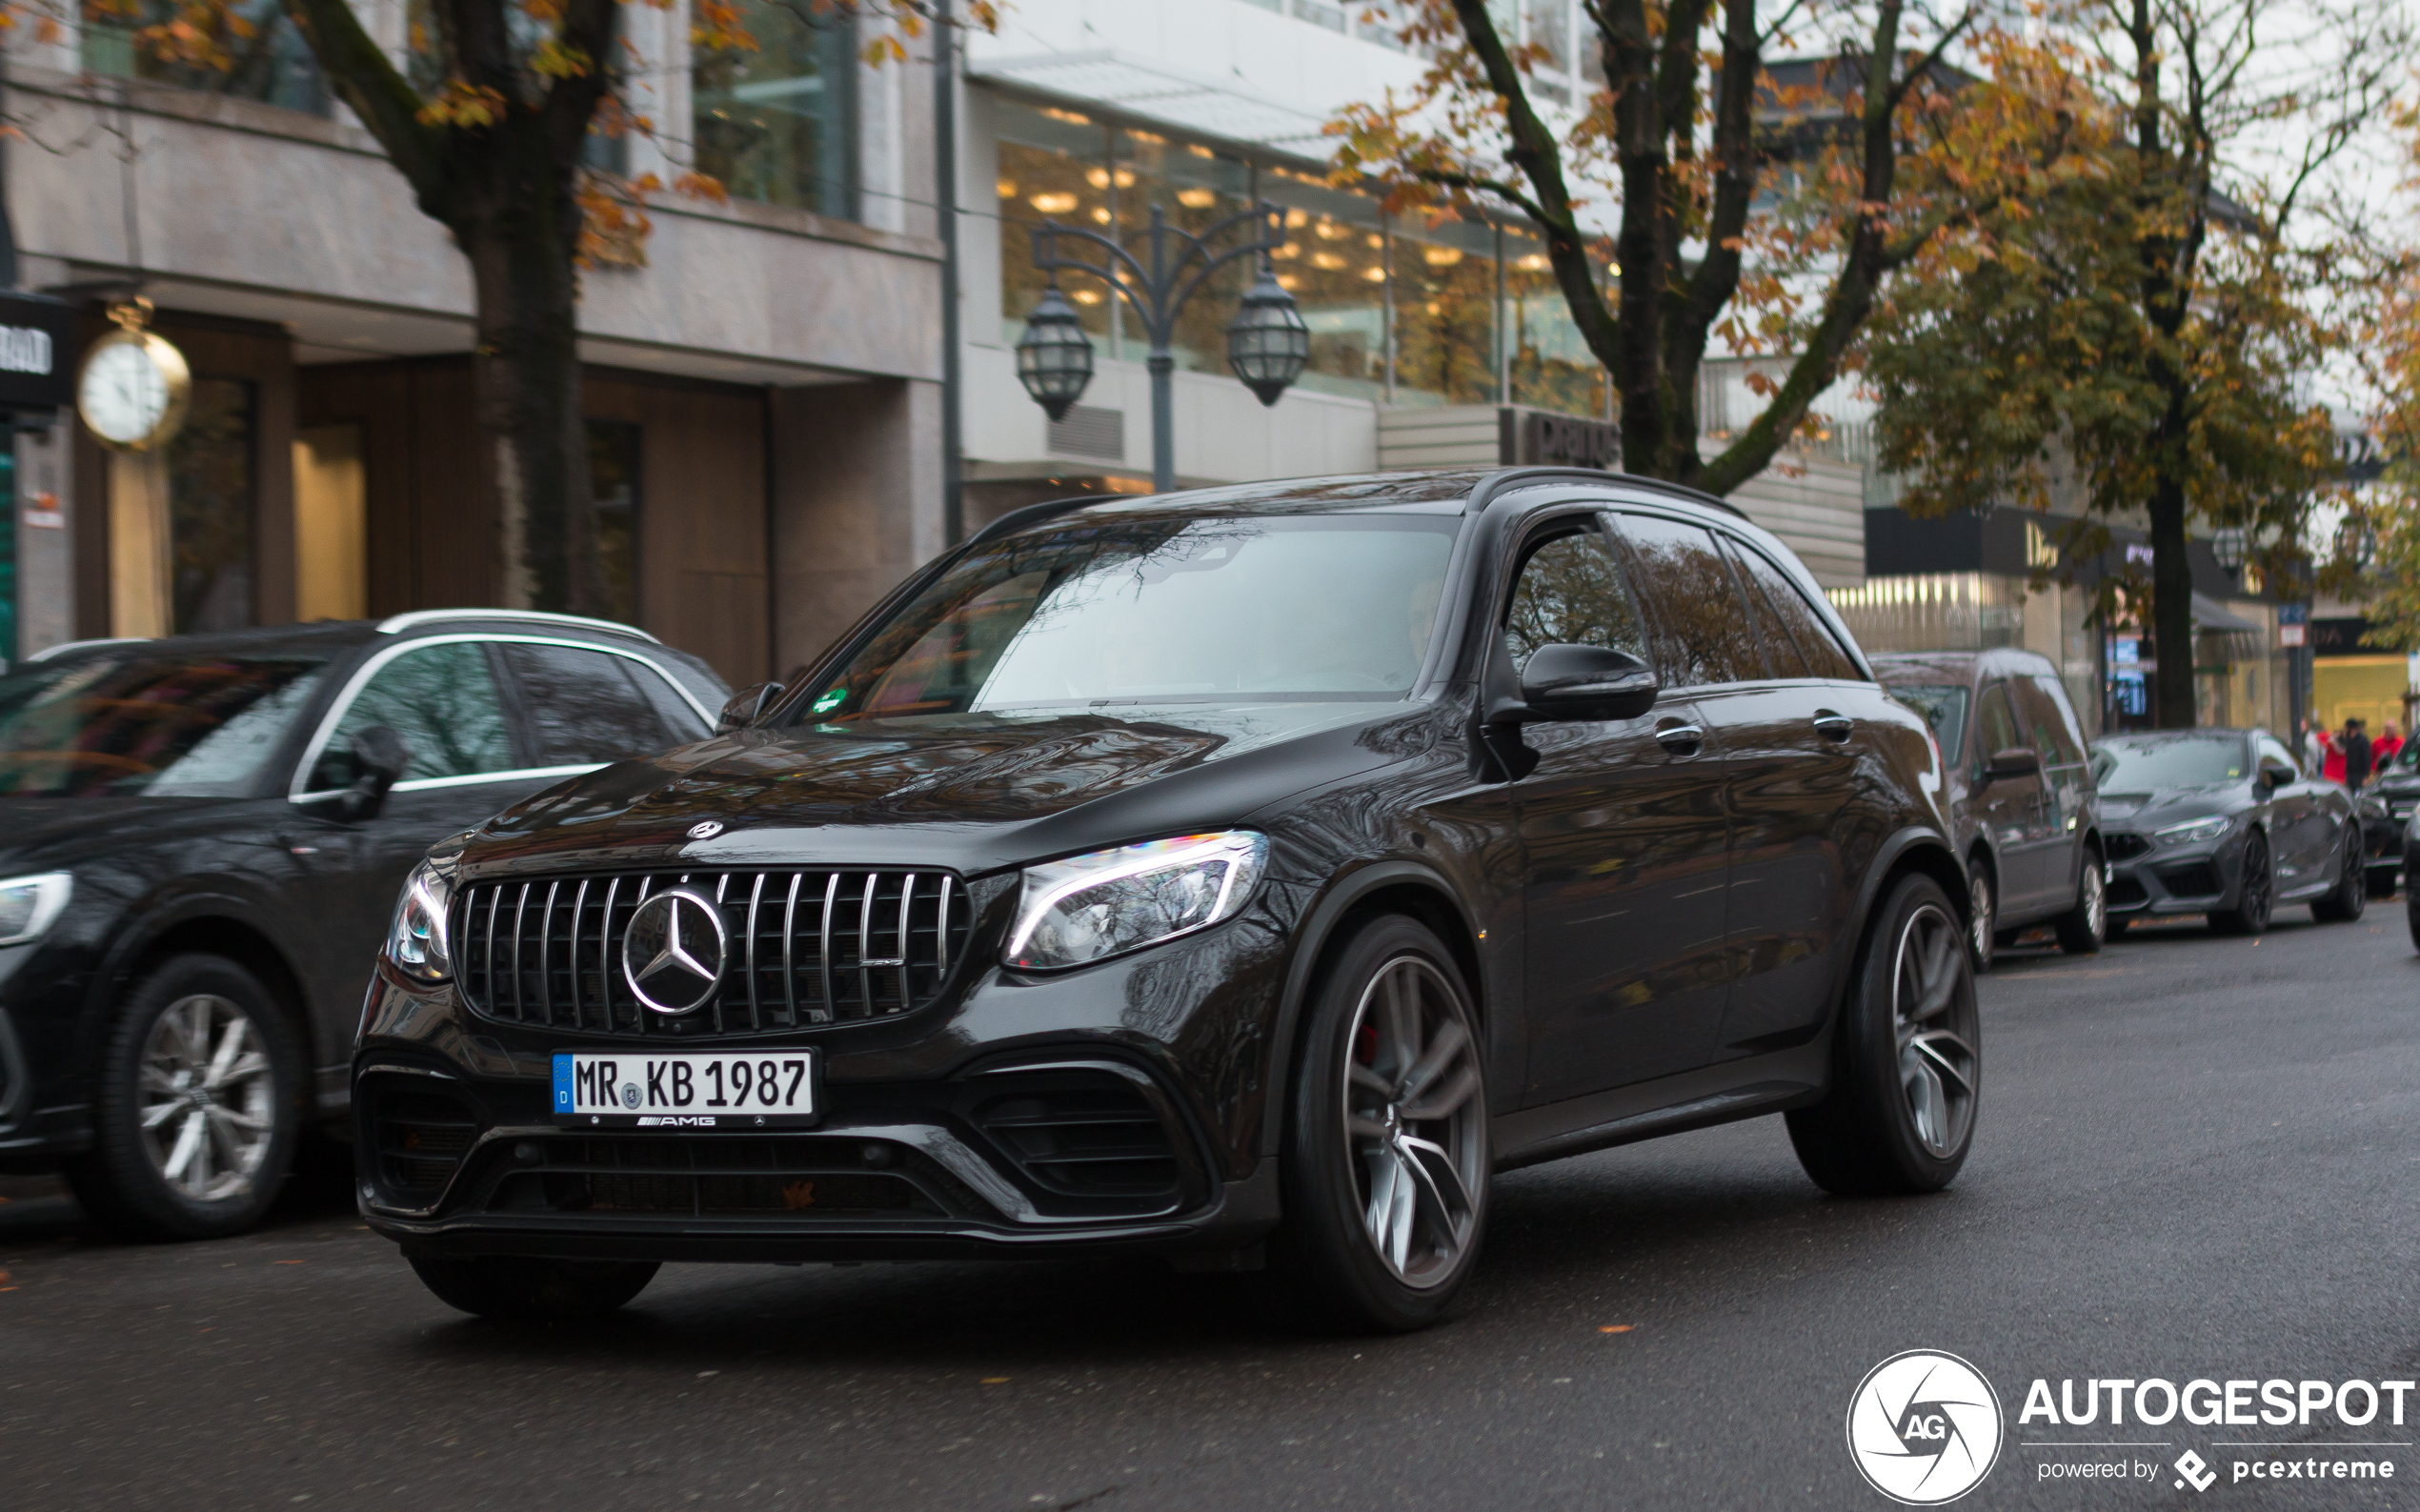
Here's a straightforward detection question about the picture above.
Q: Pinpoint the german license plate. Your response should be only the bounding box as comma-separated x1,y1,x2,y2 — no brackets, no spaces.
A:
553,1050,820,1128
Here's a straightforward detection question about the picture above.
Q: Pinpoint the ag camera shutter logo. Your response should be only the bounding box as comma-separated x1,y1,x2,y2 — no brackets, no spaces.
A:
1847,1350,2005,1504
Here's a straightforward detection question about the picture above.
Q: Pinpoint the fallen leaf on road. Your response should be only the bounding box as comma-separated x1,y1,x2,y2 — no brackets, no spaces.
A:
1599,1325,1633,1334
273,1260,304,1265
981,1377,1009,1384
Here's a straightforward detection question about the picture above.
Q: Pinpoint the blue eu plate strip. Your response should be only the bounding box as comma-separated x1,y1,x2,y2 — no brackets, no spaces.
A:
553,1053,574,1111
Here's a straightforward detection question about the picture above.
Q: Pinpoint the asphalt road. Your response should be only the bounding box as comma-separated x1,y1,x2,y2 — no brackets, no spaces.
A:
5,906,2417,1512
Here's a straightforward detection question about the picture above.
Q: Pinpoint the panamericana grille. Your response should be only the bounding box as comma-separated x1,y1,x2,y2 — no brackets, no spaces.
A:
456,869,969,1038
2104,833,2153,861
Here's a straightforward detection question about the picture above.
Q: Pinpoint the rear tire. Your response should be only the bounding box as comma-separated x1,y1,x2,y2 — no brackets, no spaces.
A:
64,955,307,1241
1278,915,1488,1334
1787,874,1979,1197
409,1256,660,1320
1965,861,1995,973
2311,824,2369,923
2210,831,2273,937
2053,851,2107,955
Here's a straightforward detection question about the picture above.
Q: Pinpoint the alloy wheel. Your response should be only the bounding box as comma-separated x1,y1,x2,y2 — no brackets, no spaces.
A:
1341,955,1484,1289
1892,902,1979,1159
2082,863,2107,939
2240,835,2273,930
137,995,276,1203
1967,870,1994,968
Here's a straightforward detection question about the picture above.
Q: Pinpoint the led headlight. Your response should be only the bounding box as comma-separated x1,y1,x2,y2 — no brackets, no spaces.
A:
2155,815,2232,845
0,873,72,947
383,843,464,982
1006,832,1269,972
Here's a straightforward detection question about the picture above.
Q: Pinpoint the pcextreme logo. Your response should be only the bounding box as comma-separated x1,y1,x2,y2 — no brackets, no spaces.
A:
1847,1350,2006,1504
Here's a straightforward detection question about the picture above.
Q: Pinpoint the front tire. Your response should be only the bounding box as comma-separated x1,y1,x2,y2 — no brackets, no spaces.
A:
1280,915,1488,1333
2311,824,2369,922
410,1256,660,1320
2053,851,2107,955
2210,831,2274,936
1787,874,1979,1197
64,955,306,1241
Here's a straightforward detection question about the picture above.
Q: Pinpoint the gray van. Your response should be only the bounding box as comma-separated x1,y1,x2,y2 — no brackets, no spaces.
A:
1872,650,2107,969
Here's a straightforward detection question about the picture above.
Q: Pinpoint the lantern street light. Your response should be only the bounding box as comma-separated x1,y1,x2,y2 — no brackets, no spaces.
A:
1016,200,1301,493
2209,524,2247,576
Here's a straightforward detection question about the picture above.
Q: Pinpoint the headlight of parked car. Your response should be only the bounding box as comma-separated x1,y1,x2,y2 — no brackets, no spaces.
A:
383,844,464,982
1006,832,1269,972
0,872,72,947
2155,815,2233,845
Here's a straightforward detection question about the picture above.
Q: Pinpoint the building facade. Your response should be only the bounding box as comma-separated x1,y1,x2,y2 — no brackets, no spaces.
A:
7,0,951,685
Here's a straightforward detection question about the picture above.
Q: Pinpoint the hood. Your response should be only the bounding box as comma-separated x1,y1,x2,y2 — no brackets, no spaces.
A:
465,700,1436,878
2098,784,2246,830
0,795,260,874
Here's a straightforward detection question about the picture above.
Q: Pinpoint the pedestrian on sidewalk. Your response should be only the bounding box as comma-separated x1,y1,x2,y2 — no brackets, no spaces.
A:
2342,717,2373,791
2377,721,2405,770
2303,719,2329,776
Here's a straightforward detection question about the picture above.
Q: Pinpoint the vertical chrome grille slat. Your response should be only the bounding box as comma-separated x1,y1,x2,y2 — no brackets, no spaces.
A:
857,874,878,1017
461,867,960,1035
744,873,766,1031
779,873,802,1028
896,874,915,1014
817,873,839,1023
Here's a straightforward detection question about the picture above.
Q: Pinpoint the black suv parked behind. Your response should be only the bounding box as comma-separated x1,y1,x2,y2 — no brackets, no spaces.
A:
355,469,1980,1333
0,613,726,1238
1870,651,2107,970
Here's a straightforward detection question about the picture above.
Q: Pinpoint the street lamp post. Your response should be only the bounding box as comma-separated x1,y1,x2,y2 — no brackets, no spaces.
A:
1015,201,1308,493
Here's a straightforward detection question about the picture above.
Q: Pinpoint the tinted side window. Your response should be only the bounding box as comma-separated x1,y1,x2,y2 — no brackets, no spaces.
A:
500,643,685,767
2020,675,2088,768
1973,683,2022,770
1728,540,1862,679
313,641,514,789
1503,526,1648,674
1612,514,1763,687
1722,539,1809,678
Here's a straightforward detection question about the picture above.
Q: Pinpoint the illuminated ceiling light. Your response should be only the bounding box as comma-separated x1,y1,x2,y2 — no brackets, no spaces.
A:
1086,168,1110,189
1091,207,1112,224
1365,233,1382,248
1285,208,1308,228
1070,288,1102,304
1314,219,1347,239
996,178,1017,199
1271,242,1300,259
1177,187,1217,208
1029,192,1079,214
1516,253,1549,271
1422,246,1463,266
1361,266,1385,282
1309,252,1345,270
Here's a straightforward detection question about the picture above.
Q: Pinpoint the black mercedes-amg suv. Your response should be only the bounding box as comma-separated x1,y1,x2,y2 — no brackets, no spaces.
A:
354,468,1978,1332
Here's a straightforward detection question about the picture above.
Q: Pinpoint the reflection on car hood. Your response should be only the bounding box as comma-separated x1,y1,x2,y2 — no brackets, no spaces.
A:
2098,785,2244,829
2368,770,2420,797
0,795,254,874
469,701,1426,877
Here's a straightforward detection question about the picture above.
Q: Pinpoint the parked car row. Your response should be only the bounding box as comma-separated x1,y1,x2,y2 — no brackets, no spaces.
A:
1871,649,2371,972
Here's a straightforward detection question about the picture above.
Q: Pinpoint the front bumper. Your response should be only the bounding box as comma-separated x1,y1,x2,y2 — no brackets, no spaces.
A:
2360,809,2410,877
353,895,1296,1265
2103,831,2244,917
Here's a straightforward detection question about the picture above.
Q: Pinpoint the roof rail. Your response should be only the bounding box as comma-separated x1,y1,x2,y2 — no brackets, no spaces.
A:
23,636,152,663
373,609,661,644
1466,466,1749,522
962,494,1119,549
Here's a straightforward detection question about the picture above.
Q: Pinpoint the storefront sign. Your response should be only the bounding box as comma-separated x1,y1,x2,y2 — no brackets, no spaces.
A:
0,292,75,415
1515,409,1618,470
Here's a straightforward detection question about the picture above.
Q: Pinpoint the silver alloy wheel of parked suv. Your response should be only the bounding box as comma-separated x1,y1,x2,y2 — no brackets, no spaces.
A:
138,994,278,1201
1343,955,1484,1289
1895,900,1978,1159
1966,864,1995,972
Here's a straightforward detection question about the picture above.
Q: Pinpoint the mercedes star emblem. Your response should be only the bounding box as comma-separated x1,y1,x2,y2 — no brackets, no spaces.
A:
688,820,725,840
621,886,728,1015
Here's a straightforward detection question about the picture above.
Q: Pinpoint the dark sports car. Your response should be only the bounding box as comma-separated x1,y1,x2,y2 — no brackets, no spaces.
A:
2354,742,2420,896
2091,729,2365,935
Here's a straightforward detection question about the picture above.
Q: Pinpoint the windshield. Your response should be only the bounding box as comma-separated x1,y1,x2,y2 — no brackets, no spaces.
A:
0,654,326,796
2089,735,2248,792
791,514,1460,723
1887,684,1969,762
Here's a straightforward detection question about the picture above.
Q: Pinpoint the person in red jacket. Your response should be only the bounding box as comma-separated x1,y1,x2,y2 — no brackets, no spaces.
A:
2317,725,2346,784
2377,722,2405,770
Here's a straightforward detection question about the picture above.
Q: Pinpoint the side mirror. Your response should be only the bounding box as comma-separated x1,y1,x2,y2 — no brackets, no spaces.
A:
1517,645,1659,724
2260,763,2294,790
716,681,787,736
1985,746,2042,781
339,726,410,821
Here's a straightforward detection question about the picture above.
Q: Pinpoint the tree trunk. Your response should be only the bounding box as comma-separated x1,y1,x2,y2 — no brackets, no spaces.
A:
2148,467,2197,728
457,120,601,616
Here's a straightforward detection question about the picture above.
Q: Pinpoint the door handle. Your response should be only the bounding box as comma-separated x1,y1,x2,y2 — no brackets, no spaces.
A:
1812,711,1854,741
1655,721,1706,756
